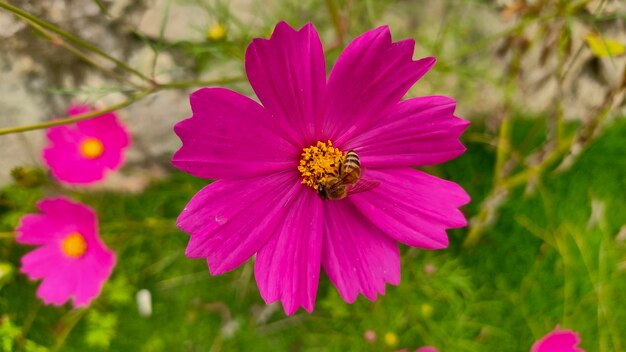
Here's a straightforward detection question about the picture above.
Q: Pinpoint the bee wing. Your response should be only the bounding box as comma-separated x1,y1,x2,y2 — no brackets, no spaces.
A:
347,178,380,196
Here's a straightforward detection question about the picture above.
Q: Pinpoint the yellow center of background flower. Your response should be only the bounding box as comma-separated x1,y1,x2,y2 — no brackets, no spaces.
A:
80,138,104,159
61,232,87,258
298,140,345,190
206,23,226,41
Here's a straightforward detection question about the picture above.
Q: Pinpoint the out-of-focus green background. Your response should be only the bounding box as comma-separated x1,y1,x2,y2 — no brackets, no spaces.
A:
1,0,625,351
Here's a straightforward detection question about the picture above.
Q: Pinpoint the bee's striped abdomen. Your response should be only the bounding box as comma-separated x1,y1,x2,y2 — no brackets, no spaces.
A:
344,151,360,171
342,150,361,184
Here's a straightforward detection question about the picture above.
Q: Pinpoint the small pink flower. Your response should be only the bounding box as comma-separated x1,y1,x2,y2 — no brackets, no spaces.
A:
396,348,438,352
364,330,377,343
173,22,469,314
531,326,585,352
16,197,116,307
415,347,439,352
43,104,131,184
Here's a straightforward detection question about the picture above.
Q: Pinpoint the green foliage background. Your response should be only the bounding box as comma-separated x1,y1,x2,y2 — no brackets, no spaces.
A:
1,0,625,351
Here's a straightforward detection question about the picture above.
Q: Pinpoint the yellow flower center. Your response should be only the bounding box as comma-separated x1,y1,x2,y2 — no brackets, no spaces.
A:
80,138,104,159
206,23,226,41
61,232,87,258
298,140,345,190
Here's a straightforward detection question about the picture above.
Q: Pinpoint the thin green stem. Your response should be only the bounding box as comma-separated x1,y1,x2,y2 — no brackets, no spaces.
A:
158,76,245,89
150,0,171,79
0,74,244,136
463,135,575,249
325,0,345,47
52,309,87,352
0,90,153,136
493,115,511,185
0,1,153,84
23,17,142,89
93,0,109,16
17,300,41,348
566,224,623,352
502,138,573,189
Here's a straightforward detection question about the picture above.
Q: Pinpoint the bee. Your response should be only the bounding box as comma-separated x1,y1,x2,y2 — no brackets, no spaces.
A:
317,151,379,200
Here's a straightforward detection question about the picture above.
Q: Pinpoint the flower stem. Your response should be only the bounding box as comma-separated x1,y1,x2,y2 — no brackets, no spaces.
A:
19,15,143,89
16,300,41,349
0,75,244,136
0,1,154,84
52,308,87,352
325,0,345,47
0,90,152,136
158,76,245,89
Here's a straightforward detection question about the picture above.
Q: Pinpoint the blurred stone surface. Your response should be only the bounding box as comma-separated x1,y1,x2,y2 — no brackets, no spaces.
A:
0,0,172,186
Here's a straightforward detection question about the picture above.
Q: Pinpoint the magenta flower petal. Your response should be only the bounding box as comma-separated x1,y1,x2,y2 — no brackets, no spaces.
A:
44,126,104,183
16,197,116,307
531,326,584,352
322,200,400,302
254,189,323,315
20,245,60,279
179,172,302,274
246,21,326,144
351,168,469,249
173,88,299,179
76,112,130,149
67,104,90,116
34,260,76,305
73,251,115,306
324,26,435,143
43,104,131,185
344,96,469,168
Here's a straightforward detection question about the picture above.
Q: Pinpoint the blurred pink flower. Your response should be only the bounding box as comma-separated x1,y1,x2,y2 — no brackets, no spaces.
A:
16,197,116,307
173,22,469,315
43,104,130,184
415,347,439,352
531,326,584,352
397,346,438,352
364,330,377,343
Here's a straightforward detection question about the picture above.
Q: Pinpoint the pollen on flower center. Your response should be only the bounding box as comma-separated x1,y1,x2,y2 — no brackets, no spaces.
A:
298,140,345,190
80,138,104,159
61,232,87,258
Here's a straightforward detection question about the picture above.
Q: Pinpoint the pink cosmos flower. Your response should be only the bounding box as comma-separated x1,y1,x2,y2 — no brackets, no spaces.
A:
172,22,469,315
16,197,116,307
531,326,585,352
43,104,131,184
415,347,439,352
396,346,438,352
